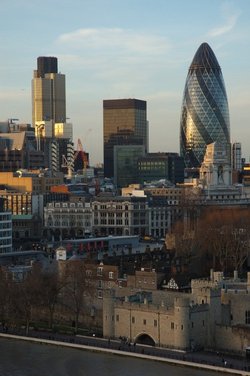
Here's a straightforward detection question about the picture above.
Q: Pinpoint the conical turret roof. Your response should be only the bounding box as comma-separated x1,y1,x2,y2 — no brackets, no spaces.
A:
189,42,221,73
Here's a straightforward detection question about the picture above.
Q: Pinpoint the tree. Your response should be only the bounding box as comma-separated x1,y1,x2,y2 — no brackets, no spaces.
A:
63,260,91,334
39,269,63,330
195,207,250,275
178,187,202,232
0,267,12,329
10,268,41,335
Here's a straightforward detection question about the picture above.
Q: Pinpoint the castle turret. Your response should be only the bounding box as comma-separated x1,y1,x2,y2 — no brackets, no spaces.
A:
174,297,190,349
103,290,115,338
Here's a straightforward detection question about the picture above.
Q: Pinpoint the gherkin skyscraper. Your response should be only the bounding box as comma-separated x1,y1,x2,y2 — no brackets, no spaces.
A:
180,42,230,168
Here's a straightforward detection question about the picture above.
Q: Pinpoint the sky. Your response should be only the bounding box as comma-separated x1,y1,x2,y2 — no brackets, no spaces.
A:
1,0,250,165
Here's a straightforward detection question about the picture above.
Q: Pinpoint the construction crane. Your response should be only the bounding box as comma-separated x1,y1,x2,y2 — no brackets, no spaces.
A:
61,154,75,180
76,138,89,172
62,137,89,180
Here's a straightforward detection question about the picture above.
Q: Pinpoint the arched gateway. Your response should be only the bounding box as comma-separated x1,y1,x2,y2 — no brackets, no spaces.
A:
135,333,155,346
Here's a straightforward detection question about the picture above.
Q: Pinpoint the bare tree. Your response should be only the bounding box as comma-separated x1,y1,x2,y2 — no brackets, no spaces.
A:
0,267,12,329
195,207,250,274
39,269,63,329
63,260,91,334
10,268,41,335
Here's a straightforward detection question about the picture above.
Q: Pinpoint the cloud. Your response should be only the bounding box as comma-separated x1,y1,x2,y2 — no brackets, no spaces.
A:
57,28,169,55
207,6,241,38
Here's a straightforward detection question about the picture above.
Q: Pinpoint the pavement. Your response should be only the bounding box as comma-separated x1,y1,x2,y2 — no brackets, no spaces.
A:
0,328,249,375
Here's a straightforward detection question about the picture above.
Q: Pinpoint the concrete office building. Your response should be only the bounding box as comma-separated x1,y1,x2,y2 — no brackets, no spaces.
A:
103,99,148,179
0,198,12,254
0,122,44,171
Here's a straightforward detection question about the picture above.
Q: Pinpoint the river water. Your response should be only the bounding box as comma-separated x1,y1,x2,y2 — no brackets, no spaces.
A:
0,338,228,376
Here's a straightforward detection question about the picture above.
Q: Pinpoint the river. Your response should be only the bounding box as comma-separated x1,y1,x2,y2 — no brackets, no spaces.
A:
0,338,228,376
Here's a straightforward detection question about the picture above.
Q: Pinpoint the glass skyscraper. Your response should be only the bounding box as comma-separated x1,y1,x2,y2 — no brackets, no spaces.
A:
103,99,148,178
180,42,230,168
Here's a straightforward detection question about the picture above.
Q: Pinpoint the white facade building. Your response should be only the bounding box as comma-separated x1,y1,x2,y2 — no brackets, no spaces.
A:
0,199,12,253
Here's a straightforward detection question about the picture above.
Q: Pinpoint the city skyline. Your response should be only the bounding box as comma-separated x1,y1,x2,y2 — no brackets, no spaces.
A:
1,0,250,164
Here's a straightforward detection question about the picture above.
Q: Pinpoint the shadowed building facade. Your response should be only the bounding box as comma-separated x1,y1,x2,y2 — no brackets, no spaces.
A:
180,43,230,168
103,99,148,179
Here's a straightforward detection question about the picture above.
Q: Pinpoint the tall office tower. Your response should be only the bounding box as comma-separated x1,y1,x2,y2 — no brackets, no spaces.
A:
180,43,230,168
32,56,65,125
232,142,242,171
32,57,73,172
103,99,148,178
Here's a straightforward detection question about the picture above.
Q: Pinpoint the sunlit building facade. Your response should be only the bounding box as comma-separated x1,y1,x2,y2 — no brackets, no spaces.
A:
32,56,73,172
180,43,230,168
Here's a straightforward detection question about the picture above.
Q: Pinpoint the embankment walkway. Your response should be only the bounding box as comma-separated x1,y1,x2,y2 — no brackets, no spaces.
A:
0,331,249,375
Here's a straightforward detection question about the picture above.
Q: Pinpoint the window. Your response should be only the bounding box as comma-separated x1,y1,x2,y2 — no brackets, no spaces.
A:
97,290,103,299
109,271,114,279
116,315,119,322
97,267,103,276
154,320,157,327
143,319,146,325
132,317,135,324
171,322,174,330
245,310,250,324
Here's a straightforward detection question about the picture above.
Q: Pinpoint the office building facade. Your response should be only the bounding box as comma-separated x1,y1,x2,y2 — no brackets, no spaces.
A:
32,56,73,172
114,145,145,188
0,198,12,254
180,43,230,168
138,152,184,185
103,99,148,178
232,142,242,172
32,56,65,125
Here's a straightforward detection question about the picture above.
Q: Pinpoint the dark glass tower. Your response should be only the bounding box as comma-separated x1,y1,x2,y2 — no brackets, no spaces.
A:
37,56,58,78
180,43,230,168
103,99,148,178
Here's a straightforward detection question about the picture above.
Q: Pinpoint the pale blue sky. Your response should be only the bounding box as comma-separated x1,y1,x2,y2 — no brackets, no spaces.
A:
1,0,250,164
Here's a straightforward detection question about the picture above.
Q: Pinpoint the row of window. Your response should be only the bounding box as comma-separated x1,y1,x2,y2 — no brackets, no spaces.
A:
0,215,12,221
86,269,114,279
49,221,91,227
52,215,91,221
0,238,12,245
98,219,130,226
0,222,12,228
0,231,12,237
114,316,205,329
